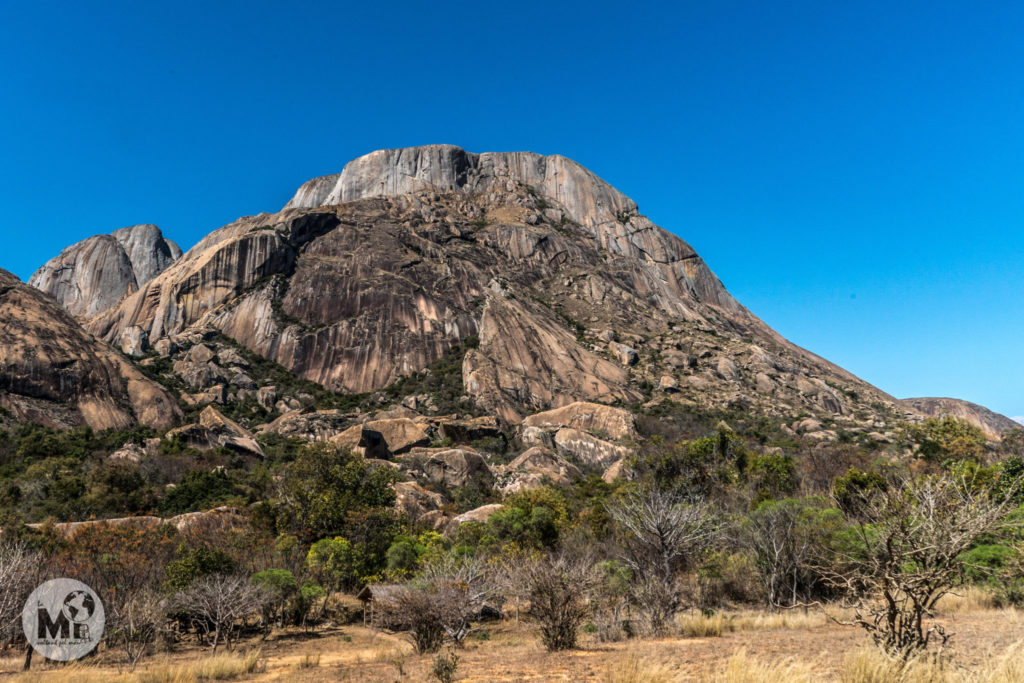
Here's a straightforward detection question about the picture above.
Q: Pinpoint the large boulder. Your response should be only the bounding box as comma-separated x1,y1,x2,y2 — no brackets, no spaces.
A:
450,504,503,527
436,415,505,446
553,428,631,470
394,481,446,528
424,448,490,488
165,406,263,457
331,417,429,457
259,409,352,442
495,446,580,494
522,402,637,441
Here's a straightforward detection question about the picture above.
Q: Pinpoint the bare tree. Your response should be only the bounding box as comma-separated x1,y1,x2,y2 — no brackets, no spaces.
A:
607,488,720,632
525,551,595,652
376,554,494,653
173,575,268,654
0,540,40,649
107,589,165,671
738,497,841,608
823,473,1021,658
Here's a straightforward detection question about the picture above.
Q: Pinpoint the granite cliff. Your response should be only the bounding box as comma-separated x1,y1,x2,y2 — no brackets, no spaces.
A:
30,224,181,319
0,269,181,431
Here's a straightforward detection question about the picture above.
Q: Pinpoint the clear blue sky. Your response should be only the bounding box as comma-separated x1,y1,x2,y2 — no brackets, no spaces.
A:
2,1,1022,417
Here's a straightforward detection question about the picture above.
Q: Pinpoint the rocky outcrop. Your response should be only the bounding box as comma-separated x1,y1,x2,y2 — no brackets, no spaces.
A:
495,446,581,494
79,145,918,428
29,224,181,319
393,481,445,528
422,448,490,488
333,417,430,458
0,269,181,431
900,397,1020,439
30,506,244,537
165,406,263,457
522,402,637,441
553,428,632,470
258,409,352,442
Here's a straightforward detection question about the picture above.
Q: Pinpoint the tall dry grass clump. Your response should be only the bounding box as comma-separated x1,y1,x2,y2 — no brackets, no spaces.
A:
602,651,679,683
14,650,264,683
703,648,816,683
933,586,996,615
842,641,1024,683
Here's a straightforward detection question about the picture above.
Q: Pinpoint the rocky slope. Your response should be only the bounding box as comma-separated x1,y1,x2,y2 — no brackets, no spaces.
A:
899,397,1019,439
0,269,181,430
80,145,919,431
30,224,181,319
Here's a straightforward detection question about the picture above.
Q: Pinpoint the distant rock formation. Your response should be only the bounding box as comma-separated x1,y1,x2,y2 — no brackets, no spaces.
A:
899,397,1020,439
0,269,182,430
29,224,181,319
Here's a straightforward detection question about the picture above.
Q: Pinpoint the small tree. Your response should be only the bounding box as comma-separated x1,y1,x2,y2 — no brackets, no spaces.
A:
526,551,595,652
173,575,268,654
107,589,164,671
739,497,843,608
0,540,40,648
607,488,719,632
824,473,1021,658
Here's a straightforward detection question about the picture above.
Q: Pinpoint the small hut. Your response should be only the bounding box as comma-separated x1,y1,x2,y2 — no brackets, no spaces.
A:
356,584,404,627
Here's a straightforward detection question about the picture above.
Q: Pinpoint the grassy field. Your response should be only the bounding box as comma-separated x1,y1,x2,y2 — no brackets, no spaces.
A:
5,594,1024,682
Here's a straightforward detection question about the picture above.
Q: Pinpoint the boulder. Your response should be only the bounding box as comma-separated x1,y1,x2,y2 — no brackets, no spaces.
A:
166,406,263,457
451,504,503,527
172,360,227,390
609,341,639,366
496,446,580,494
436,415,505,446
363,418,431,454
186,343,217,364
153,338,178,358
120,326,149,357
554,428,631,469
108,444,144,463
394,481,446,528
658,375,679,393
424,448,490,488
520,425,553,448
602,458,628,483
716,357,739,381
259,409,351,442
522,402,637,441
256,386,278,411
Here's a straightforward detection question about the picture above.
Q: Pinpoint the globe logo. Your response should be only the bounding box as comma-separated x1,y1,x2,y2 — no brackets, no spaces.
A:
62,591,96,623
22,578,105,662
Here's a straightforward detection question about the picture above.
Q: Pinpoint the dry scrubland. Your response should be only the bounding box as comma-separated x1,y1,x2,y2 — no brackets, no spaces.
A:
5,591,1024,682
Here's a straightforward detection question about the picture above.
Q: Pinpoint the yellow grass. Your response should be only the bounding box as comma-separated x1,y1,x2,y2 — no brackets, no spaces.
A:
841,641,1024,683
934,586,996,615
15,650,264,683
601,651,680,682
702,648,817,683
678,608,832,637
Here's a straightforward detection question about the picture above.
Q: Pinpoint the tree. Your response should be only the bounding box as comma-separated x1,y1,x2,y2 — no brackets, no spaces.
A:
899,416,987,463
173,575,268,654
0,540,40,648
276,443,400,543
824,473,1021,658
525,551,595,651
606,488,720,632
107,589,164,671
739,497,842,608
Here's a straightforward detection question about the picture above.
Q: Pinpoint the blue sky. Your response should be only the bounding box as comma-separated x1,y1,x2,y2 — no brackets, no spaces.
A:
1,1,1022,417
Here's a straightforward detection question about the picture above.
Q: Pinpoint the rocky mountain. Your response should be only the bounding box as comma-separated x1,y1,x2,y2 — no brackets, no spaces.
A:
79,145,918,435
899,397,1019,439
0,269,181,431
29,224,181,319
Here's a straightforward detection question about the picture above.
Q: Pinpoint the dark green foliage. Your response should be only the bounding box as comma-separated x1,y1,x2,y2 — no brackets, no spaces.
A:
276,440,403,548
834,467,888,517
159,469,246,515
164,545,237,592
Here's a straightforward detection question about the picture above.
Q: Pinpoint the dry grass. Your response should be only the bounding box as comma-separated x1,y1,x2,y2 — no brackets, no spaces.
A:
934,586,997,615
15,650,264,683
702,648,817,682
601,651,680,682
292,653,320,670
841,641,1024,683
677,608,832,638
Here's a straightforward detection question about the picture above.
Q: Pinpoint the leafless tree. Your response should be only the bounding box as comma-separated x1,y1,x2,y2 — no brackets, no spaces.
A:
738,498,840,608
173,575,268,654
376,555,494,653
823,473,1022,658
0,541,41,650
490,548,541,625
607,488,720,632
525,550,596,652
107,589,166,671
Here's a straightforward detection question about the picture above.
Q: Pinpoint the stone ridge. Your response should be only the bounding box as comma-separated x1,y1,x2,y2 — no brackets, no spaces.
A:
899,397,1020,439
29,224,181,319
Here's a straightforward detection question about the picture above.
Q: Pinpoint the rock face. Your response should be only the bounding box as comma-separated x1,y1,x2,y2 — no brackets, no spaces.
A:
0,269,181,431
74,145,920,427
900,398,1020,439
29,224,181,319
